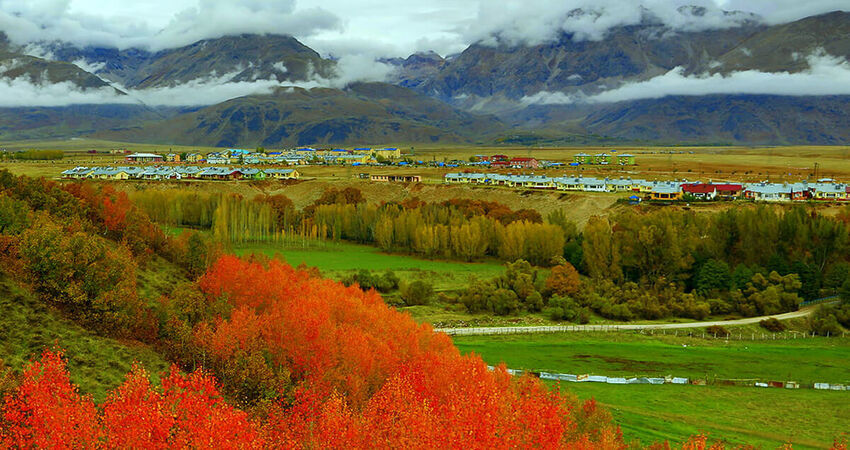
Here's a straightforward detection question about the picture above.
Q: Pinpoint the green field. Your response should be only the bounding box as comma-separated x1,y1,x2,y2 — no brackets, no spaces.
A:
0,275,169,402
454,332,850,448
233,239,507,291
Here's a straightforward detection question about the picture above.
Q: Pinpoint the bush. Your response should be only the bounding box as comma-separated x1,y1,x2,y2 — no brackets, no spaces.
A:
344,269,399,294
705,325,729,337
399,280,434,306
759,317,786,332
809,305,844,336
545,296,579,322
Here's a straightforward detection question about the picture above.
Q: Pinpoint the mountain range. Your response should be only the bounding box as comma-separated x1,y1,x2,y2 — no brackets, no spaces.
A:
2,9,850,146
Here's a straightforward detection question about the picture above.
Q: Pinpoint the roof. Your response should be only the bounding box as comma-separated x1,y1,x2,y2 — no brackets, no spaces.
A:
510,157,537,162
127,153,162,158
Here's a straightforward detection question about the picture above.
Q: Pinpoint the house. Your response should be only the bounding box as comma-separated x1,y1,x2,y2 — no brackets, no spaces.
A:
370,174,422,183
617,154,636,165
165,153,181,162
205,152,229,164
509,157,539,169
185,153,203,163
125,153,163,163
490,154,509,162
812,183,848,201
743,183,804,202
444,173,468,183
373,148,401,160
240,168,266,180
265,169,300,179
682,183,717,200
580,177,606,192
573,153,593,164
490,160,510,168
650,182,682,201
61,167,93,179
593,153,613,165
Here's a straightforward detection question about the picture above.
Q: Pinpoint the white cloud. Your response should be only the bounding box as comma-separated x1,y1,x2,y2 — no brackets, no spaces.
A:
0,78,130,107
0,0,341,51
71,58,106,74
465,0,761,47
521,51,850,105
0,54,395,107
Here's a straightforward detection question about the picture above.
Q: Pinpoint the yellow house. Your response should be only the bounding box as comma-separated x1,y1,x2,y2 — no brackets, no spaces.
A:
373,148,401,159
266,169,300,179
186,153,202,163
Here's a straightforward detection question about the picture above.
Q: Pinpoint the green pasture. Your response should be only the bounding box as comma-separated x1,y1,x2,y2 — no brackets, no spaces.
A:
233,239,506,291
454,332,850,448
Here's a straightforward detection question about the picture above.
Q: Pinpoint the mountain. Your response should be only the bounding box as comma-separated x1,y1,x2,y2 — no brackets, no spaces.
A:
93,82,503,147
31,34,334,88
0,105,177,141
0,33,113,91
581,95,850,145
4,11,850,146
415,12,765,112
713,11,850,74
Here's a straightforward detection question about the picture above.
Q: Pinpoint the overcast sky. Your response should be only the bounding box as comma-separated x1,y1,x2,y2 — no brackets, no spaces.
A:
1,0,848,57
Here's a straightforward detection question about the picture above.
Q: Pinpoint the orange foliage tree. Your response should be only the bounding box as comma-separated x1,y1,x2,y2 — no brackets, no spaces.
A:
547,262,582,296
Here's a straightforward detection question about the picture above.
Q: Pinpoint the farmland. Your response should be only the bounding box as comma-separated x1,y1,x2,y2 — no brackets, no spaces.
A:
454,332,850,448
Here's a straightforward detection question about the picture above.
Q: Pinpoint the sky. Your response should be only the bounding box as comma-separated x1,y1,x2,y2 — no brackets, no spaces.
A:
0,0,848,57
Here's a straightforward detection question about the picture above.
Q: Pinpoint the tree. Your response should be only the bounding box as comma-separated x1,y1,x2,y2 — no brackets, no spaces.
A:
546,263,581,296
696,259,731,294
1,350,101,448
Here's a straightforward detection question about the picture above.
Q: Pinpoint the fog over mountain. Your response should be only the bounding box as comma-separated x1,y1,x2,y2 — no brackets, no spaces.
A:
0,1,849,145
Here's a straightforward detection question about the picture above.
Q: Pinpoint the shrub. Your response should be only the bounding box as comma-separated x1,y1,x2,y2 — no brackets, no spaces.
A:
759,317,786,332
400,280,434,306
545,296,579,322
705,325,729,337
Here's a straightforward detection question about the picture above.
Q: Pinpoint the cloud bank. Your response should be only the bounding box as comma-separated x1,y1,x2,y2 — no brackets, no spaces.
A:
0,0,341,51
522,52,850,105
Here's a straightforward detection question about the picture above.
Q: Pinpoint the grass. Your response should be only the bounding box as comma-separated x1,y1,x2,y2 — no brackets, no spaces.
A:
137,255,191,302
454,332,850,448
453,332,850,385
0,275,169,403
565,383,847,449
233,239,506,291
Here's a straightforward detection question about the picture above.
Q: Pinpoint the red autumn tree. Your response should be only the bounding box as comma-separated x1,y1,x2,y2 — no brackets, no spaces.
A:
0,350,101,448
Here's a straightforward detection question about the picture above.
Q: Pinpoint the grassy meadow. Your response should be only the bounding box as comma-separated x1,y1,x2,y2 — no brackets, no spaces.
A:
233,239,506,292
0,275,169,403
454,332,850,448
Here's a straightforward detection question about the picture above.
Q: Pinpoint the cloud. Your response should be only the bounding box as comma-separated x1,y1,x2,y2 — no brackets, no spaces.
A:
465,0,763,46
521,51,850,105
0,54,395,108
0,78,130,107
0,0,341,51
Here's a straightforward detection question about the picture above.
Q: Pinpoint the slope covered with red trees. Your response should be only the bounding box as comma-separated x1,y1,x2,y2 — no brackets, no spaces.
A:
1,255,624,448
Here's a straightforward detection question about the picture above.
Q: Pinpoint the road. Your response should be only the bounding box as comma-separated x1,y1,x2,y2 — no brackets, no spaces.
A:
435,305,830,336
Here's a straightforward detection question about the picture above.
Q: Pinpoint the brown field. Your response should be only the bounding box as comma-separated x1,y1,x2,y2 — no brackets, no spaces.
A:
2,139,849,226
3,139,850,182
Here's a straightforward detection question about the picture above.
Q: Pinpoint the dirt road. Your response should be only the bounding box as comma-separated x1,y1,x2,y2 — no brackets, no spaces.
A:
436,306,829,336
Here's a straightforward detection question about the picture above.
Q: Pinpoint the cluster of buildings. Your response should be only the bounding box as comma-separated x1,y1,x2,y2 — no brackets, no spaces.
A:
444,173,850,202
572,153,636,165
60,166,299,181
125,147,401,166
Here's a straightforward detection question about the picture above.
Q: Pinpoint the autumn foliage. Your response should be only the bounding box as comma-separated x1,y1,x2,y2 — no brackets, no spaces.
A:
0,254,625,448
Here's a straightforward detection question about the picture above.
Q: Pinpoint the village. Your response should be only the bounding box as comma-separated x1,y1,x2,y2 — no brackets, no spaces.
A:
444,172,850,202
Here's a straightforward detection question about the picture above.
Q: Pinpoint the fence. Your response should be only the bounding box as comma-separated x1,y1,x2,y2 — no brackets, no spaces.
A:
439,325,848,340
799,295,839,308
490,366,849,392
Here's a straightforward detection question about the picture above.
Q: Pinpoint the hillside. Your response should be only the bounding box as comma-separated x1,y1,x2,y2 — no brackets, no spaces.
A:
95,82,504,147
580,95,850,144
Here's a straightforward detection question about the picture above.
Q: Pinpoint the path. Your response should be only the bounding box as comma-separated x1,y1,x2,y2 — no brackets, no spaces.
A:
436,305,832,336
